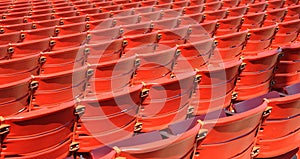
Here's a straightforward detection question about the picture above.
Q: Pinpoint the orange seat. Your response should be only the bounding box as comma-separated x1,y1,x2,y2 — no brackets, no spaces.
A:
192,60,244,115
0,32,21,45
33,66,92,107
190,0,205,5
114,15,141,26
85,12,112,21
158,26,191,47
267,0,285,10
50,32,87,51
7,38,51,58
0,22,34,33
195,98,270,159
222,0,240,8
41,46,87,74
76,85,144,152
272,19,300,48
87,27,122,44
153,3,172,11
0,77,35,117
215,16,243,36
204,9,229,21
59,15,87,25
228,5,248,17
243,24,278,55
204,1,223,11
89,118,205,159
87,18,115,31
123,32,161,54
0,17,25,25
188,21,218,41
236,49,281,101
281,43,300,61
185,5,205,15
121,22,153,36
133,47,179,83
32,19,61,28
180,13,205,26
139,11,162,22
88,56,138,93
284,5,300,21
134,6,154,14
264,8,287,26
21,27,56,42
0,101,77,158
163,8,184,17
174,39,214,73
247,2,268,13
138,72,198,132
212,31,249,63
152,18,180,30
86,38,126,63
241,12,266,30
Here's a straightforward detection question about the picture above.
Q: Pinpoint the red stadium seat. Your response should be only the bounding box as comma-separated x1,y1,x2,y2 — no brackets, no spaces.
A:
0,32,21,45
59,15,87,25
123,32,161,54
180,13,205,25
204,1,223,11
172,1,189,8
32,19,61,28
75,85,144,152
212,31,249,63
0,22,34,33
192,60,244,114
174,39,214,73
87,27,122,44
85,12,112,21
162,8,184,19
195,98,270,159
188,21,218,41
88,56,138,93
0,17,25,25
100,5,121,13
190,0,205,5
158,26,191,47
264,8,287,26
184,5,205,15
33,66,92,107
241,12,266,30
78,8,100,15
153,4,172,11
41,46,87,74
222,0,240,8
53,10,78,18
284,5,300,21
215,16,243,36
114,15,141,26
8,38,51,58
50,32,88,51
0,101,77,158
152,18,180,30
86,38,126,63
227,5,248,17
134,6,154,14
139,11,162,22
137,72,199,132
277,60,300,74
21,27,56,42
267,0,285,10
236,49,281,101
55,22,88,36
272,19,300,47
243,25,278,55
0,77,35,117
281,43,300,61
121,22,153,36
141,0,158,7
133,47,179,83
247,2,268,13
204,9,229,21
87,18,115,31
90,118,206,158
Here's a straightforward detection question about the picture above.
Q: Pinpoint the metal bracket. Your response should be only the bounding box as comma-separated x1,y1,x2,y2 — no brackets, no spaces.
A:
69,142,80,152
75,105,86,116
140,88,149,98
251,146,260,158
134,122,143,132
0,124,10,136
